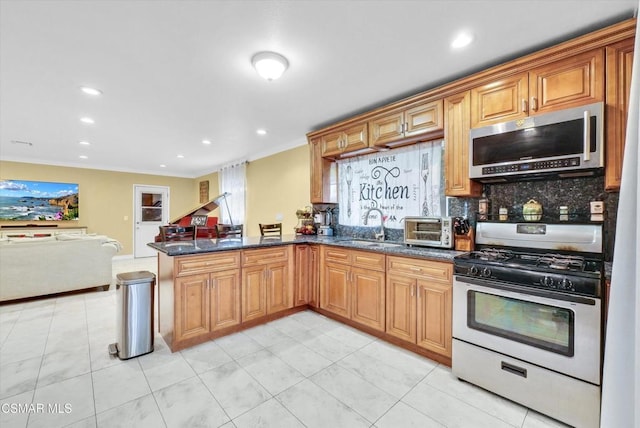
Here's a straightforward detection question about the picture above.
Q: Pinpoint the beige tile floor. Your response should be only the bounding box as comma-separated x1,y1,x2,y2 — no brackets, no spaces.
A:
0,256,570,428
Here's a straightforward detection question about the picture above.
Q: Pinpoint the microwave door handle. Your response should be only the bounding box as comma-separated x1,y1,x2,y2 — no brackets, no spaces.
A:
584,109,591,162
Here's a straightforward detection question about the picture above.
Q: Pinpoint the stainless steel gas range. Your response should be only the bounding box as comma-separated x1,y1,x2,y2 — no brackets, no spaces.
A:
452,222,604,428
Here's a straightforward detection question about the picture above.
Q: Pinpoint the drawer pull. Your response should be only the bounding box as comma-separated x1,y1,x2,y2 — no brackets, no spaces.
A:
501,361,527,378
410,267,422,272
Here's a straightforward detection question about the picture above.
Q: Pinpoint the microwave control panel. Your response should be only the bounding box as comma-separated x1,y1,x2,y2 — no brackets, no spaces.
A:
482,157,580,176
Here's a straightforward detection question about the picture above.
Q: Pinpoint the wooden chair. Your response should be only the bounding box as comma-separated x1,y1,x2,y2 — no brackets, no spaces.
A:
159,225,196,241
216,224,243,239
259,223,282,236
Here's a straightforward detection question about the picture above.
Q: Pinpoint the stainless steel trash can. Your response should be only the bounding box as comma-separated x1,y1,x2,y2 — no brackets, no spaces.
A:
109,271,155,360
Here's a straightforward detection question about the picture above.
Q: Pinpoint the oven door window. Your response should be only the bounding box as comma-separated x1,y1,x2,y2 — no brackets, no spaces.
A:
468,291,574,356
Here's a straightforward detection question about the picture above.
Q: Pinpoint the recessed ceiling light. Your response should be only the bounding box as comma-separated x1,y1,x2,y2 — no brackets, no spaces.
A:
80,86,102,96
79,141,90,146
177,154,184,159
256,129,267,136
451,31,474,49
160,164,166,168
79,155,88,159
80,117,95,124
251,51,289,81
202,139,212,145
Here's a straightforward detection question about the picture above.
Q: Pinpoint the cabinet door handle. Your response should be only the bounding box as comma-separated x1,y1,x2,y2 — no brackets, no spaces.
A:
411,283,415,297
522,98,528,113
530,97,538,111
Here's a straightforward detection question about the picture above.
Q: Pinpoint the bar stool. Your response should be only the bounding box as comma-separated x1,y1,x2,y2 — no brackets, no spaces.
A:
216,224,243,238
159,225,196,241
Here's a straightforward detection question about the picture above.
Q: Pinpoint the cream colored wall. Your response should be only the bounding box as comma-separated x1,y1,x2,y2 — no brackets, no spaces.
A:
1,144,309,251
245,145,310,237
0,161,198,254
194,171,221,218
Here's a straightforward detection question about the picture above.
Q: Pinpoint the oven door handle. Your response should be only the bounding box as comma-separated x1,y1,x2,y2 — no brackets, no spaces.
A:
455,275,597,305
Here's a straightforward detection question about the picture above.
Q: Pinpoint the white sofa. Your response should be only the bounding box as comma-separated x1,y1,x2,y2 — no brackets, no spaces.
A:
0,234,121,302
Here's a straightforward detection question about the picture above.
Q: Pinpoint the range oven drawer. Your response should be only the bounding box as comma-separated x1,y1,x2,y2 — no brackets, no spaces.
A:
453,339,600,428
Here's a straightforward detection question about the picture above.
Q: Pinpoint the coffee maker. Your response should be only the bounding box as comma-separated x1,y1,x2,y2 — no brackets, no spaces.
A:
317,208,334,236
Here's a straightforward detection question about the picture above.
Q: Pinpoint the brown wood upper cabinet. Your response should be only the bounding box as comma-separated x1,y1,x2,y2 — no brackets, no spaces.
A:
369,99,444,148
444,91,482,197
605,38,634,191
320,121,374,158
310,138,337,203
471,49,605,128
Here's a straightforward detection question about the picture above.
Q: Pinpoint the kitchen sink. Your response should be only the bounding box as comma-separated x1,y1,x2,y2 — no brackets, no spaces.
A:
366,242,404,248
339,240,403,248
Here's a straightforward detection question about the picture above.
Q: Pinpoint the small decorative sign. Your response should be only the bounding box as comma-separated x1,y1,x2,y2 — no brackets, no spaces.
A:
337,140,444,228
199,180,209,203
190,215,208,226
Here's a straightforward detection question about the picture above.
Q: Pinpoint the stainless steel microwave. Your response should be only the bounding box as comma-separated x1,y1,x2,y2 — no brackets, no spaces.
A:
404,216,453,248
469,102,604,182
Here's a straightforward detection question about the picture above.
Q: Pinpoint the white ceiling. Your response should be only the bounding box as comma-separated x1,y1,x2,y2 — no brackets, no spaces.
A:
1,0,637,178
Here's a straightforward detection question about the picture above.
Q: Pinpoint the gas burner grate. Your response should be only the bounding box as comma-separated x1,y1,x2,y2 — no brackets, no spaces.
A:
536,254,585,271
473,248,514,261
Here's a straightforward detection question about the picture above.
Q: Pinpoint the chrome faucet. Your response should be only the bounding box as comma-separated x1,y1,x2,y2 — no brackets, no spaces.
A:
363,207,385,241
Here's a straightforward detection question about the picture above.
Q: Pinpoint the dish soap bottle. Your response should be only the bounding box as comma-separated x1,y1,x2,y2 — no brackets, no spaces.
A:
479,192,489,220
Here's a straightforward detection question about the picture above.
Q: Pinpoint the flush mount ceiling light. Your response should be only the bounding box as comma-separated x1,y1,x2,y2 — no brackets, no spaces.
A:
177,154,184,159
251,51,289,81
256,129,267,136
79,155,88,159
202,139,212,145
80,117,95,124
79,141,90,146
80,86,102,96
451,31,474,49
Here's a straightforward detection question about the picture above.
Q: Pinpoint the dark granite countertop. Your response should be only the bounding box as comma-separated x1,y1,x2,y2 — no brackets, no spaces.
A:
148,234,465,263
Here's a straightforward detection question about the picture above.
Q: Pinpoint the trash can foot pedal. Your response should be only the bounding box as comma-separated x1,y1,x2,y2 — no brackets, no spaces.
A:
108,343,119,358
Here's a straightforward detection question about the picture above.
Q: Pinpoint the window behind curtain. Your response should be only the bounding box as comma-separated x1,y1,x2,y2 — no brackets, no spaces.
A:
219,162,246,225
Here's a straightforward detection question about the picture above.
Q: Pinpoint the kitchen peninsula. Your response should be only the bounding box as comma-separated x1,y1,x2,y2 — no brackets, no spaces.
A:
149,236,464,365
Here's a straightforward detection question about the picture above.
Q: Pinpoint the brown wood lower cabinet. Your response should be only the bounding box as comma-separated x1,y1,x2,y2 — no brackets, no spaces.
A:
241,246,294,322
158,246,296,352
320,246,386,331
159,243,453,361
171,251,242,345
175,273,210,341
209,269,242,331
294,244,320,307
386,256,453,358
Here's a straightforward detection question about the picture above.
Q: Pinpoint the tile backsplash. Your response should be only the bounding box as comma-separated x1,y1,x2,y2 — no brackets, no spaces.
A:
323,175,618,262
448,175,618,261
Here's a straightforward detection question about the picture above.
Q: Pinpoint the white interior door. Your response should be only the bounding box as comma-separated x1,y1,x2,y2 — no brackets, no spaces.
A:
134,185,169,258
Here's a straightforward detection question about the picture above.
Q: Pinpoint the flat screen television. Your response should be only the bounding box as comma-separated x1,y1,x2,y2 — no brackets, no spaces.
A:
0,179,79,221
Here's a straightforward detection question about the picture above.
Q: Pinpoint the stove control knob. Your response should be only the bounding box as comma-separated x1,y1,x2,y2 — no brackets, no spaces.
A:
560,278,574,291
481,267,492,278
543,276,555,288
469,266,479,276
